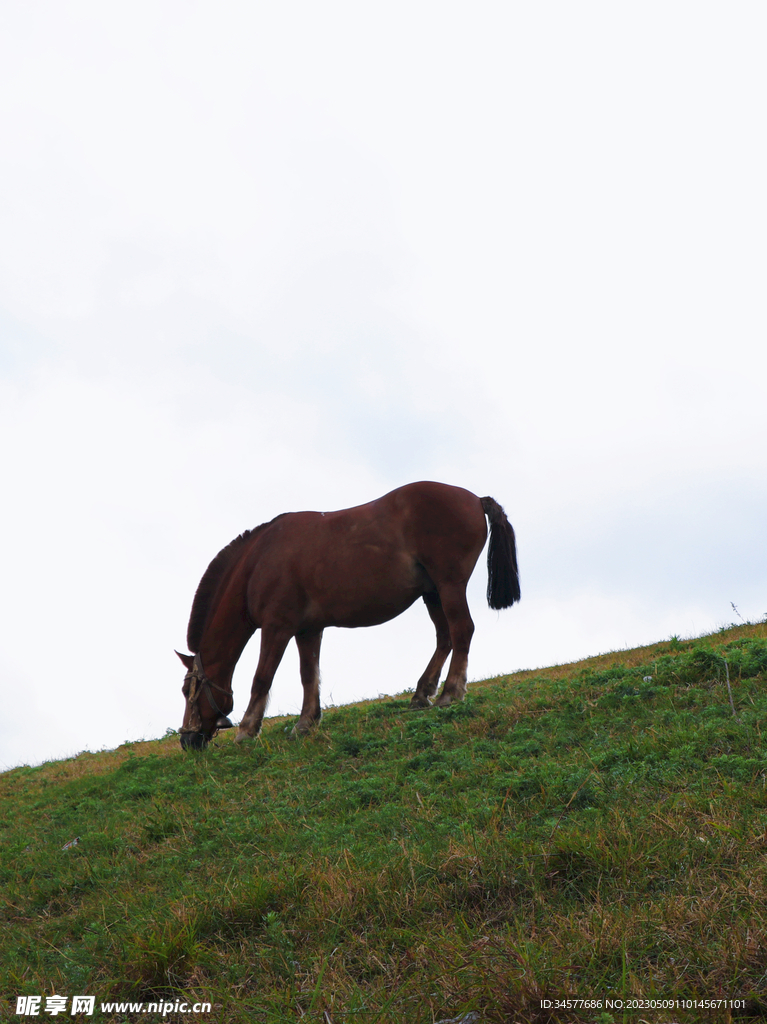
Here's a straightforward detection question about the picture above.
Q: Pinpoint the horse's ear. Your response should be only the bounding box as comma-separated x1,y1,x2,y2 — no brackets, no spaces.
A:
175,650,195,670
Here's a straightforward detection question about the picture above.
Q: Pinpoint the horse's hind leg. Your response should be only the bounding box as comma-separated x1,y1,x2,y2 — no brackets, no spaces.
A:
293,629,323,736
236,626,292,743
410,593,452,709
434,583,475,707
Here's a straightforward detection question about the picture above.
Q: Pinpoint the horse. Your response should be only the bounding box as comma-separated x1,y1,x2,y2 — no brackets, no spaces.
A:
176,481,520,750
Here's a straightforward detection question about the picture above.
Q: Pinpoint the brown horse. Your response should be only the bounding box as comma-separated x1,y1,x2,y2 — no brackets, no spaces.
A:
177,481,520,750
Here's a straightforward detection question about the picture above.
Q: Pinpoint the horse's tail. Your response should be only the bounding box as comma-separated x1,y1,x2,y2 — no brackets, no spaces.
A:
480,496,520,610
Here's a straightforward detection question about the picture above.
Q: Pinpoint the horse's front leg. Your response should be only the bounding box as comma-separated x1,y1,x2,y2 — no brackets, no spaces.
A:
236,626,292,743
293,628,324,736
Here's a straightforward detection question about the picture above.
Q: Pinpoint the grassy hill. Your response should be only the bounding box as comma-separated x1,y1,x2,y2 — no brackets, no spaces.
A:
3,622,767,1024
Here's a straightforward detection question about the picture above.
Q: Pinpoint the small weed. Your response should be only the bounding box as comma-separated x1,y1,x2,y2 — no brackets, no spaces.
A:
116,912,204,998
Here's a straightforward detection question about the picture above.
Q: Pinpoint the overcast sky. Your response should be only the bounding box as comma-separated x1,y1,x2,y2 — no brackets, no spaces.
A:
1,1,765,771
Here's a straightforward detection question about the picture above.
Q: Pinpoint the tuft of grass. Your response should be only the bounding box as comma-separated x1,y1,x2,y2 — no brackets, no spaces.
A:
1,622,767,1022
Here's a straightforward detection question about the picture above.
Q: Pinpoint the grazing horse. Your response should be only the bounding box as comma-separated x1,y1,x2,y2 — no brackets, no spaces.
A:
177,481,520,750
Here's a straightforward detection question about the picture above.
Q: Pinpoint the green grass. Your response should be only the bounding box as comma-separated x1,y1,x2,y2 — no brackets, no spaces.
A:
3,623,767,1023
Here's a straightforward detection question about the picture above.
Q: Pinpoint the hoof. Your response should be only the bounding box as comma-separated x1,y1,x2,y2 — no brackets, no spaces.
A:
434,693,454,708
235,729,255,744
409,695,432,709
290,719,317,739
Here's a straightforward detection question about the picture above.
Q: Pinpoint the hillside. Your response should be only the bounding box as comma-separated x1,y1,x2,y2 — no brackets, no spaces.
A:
2,623,767,1024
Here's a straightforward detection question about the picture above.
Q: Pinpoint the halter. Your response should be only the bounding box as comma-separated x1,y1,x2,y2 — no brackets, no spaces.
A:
179,652,234,736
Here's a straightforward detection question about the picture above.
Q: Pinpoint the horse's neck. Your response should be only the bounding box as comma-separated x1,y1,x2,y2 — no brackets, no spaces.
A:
200,564,255,685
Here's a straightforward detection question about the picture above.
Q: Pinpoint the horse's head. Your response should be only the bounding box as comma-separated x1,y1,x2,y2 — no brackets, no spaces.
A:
176,651,234,751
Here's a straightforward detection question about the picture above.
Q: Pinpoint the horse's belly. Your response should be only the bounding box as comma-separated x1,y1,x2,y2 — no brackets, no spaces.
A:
325,589,422,628
304,551,427,629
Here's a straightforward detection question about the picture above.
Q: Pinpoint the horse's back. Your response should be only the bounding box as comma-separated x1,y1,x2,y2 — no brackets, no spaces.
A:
385,481,488,579
325,479,486,554
323,480,488,591
375,480,480,516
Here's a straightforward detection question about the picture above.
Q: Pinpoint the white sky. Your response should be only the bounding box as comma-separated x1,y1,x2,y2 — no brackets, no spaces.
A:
1,1,765,770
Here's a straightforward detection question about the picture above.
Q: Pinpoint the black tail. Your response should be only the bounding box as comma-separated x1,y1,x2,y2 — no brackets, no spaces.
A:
480,496,520,610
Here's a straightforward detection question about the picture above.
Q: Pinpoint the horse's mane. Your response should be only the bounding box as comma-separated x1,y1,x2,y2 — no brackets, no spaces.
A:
186,514,286,652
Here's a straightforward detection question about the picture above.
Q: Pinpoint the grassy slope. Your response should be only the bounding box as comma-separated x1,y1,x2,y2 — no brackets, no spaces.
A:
2,623,767,1024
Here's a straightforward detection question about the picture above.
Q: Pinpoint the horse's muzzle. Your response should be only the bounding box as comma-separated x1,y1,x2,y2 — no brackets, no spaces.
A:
180,731,210,751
